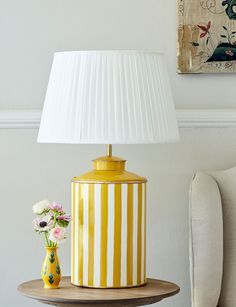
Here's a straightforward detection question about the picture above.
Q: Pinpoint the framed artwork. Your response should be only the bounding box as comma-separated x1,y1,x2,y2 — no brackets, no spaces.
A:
178,0,236,73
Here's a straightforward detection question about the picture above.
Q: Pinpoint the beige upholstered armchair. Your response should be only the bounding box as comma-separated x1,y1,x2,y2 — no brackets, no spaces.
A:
190,167,236,307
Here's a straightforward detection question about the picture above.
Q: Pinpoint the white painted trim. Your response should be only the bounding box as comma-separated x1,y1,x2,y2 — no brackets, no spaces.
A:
177,109,236,128
0,110,41,129
1,109,236,129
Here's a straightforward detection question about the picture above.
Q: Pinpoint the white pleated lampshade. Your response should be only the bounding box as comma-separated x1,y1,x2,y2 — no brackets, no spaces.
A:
38,51,179,144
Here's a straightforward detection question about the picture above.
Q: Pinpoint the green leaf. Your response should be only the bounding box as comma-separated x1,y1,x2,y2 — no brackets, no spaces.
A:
190,41,199,47
49,252,55,263
48,273,54,284
223,26,228,31
57,219,69,228
56,265,61,275
220,35,227,38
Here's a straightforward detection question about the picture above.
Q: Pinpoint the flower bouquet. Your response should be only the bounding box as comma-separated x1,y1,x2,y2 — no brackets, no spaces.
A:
32,200,71,288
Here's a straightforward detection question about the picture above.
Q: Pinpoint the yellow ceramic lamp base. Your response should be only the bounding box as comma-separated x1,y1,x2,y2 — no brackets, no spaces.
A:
71,152,147,288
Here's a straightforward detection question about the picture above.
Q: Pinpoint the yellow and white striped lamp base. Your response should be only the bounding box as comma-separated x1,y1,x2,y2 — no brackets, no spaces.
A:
71,155,147,288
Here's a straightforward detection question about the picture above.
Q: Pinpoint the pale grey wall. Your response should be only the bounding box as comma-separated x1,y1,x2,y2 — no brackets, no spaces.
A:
0,1,236,307
0,0,235,110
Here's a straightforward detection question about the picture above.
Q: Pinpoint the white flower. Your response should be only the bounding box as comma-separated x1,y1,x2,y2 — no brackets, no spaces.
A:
33,215,53,232
33,199,50,215
49,227,66,244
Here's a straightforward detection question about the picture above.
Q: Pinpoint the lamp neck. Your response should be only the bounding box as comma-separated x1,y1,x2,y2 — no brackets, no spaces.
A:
92,145,126,171
106,144,112,157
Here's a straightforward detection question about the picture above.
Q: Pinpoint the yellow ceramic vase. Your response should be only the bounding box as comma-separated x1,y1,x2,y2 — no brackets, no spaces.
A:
41,247,61,289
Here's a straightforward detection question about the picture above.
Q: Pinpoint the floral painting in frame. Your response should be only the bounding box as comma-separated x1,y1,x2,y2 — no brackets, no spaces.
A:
178,0,236,73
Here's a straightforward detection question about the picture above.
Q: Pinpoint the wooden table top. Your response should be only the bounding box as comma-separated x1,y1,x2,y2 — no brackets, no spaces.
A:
18,277,180,306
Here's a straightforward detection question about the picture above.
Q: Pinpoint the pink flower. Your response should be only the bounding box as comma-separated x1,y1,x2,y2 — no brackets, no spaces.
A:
49,227,66,244
225,49,234,57
49,202,63,212
198,21,211,38
57,215,71,222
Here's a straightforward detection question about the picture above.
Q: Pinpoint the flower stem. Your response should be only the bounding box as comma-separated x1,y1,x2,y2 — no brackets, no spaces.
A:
44,232,50,247
48,212,58,247
53,212,57,228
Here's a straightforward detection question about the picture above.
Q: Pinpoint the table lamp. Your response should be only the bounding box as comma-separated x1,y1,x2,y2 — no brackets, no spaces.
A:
38,50,179,289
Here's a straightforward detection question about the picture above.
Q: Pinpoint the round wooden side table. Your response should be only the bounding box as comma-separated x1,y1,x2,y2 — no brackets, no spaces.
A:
18,276,180,306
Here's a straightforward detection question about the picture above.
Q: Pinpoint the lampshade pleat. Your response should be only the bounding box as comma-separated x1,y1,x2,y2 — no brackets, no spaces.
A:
38,51,179,144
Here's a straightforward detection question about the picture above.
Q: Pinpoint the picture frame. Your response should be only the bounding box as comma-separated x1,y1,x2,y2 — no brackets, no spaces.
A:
178,0,236,73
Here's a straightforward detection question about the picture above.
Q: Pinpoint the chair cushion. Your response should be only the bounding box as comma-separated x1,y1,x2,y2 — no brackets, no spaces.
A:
190,173,223,307
210,167,236,307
